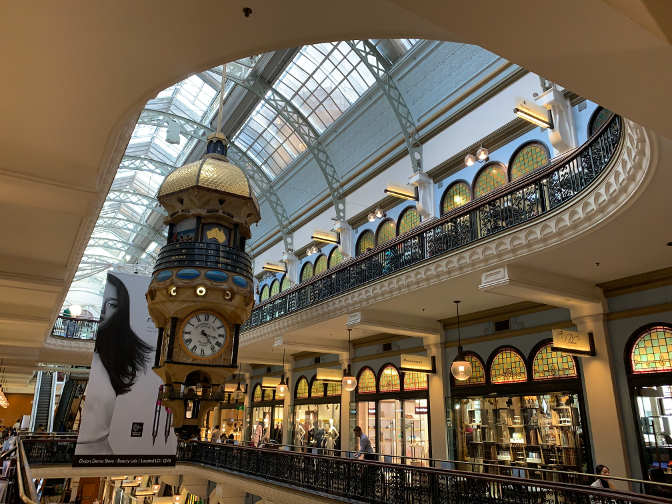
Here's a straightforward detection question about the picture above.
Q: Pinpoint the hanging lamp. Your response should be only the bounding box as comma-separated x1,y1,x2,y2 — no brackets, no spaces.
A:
232,366,245,402
342,329,358,392
276,349,287,397
450,301,472,381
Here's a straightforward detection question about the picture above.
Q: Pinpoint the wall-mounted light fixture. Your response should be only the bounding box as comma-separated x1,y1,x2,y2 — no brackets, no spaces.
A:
306,245,319,256
384,181,418,201
368,208,386,222
513,95,554,129
195,286,207,296
464,145,489,167
311,228,340,245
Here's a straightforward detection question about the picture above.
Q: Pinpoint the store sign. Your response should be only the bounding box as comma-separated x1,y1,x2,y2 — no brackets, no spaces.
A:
316,368,342,382
552,329,596,356
384,180,418,201
262,376,281,388
223,382,239,392
311,228,339,244
415,406,428,414
263,261,286,273
400,354,434,372
236,405,245,411
368,408,376,415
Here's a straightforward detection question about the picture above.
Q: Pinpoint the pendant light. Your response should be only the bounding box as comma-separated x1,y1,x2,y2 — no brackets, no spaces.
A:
450,301,472,381
232,366,245,402
276,349,287,397
342,329,358,392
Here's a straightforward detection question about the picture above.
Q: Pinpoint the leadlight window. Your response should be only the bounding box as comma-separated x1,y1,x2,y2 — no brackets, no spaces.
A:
490,347,528,384
300,262,313,283
510,143,549,180
454,354,486,386
631,326,672,374
376,219,396,246
589,107,612,136
474,163,507,198
442,182,471,214
358,368,376,394
260,285,269,302
281,275,291,292
311,379,325,398
328,247,343,268
253,384,262,402
263,388,274,401
314,255,328,276
398,207,421,235
326,381,341,396
296,377,309,399
270,279,280,297
532,343,578,380
356,230,375,256
379,365,401,393
403,371,428,391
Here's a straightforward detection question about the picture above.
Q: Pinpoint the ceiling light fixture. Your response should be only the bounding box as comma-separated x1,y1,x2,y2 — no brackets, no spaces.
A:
513,108,554,129
464,146,489,167
342,329,358,392
450,301,472,381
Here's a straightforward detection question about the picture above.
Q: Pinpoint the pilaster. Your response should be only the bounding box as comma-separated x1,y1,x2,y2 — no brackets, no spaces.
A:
424,340,448,461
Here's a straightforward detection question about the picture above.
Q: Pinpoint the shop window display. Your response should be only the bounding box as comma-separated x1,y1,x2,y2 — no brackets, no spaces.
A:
292,403,341,452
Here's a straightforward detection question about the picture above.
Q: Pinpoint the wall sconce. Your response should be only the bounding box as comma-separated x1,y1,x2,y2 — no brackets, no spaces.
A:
368,208,386,222
195,286,207,296
464,146,489,166
306,245,319,256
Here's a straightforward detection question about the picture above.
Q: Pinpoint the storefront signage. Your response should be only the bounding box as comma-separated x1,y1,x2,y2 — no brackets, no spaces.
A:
400,354,435,373
415,406,428,414
551,329,596,356
263,261,286,273
311,228,339,245
223,382,239,392
368,408,376,415
262,377,281,388
236,405,245,411
384,180,418,201
316,368,342,382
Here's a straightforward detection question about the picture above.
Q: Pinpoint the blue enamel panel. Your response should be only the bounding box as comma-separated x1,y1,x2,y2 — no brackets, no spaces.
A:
233,276,248,288
155,270,172,282
176,268,201,280
205,270,229,282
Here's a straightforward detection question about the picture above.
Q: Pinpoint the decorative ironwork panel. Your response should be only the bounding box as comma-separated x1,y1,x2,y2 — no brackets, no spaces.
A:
632,326,672,374
532,343,578,380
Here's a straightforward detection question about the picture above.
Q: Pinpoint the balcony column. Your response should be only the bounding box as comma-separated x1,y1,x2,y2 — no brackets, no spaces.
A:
424,338,449,462
282,252,299,286
68,477,80,504
334,221,354,259
210,484,245,504
339,354,354,454
281,359,294,446
241,368,252,442
535,86,578,155
410,172,435,219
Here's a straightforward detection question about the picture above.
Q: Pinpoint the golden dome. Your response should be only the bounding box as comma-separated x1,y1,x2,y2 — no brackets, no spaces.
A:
158,155,254,200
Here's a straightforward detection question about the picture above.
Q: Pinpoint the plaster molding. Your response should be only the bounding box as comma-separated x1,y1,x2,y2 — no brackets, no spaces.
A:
241,119,657,347
43,335,96,352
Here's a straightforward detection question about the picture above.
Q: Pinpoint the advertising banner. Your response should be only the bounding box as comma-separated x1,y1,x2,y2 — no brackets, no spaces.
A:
74,271,177,467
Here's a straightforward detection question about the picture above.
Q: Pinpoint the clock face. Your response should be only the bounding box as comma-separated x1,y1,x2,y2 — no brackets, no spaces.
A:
181,311,227,359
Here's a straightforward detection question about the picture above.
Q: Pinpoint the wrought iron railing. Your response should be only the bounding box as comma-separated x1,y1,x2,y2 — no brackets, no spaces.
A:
51,316,99,340
243,114,622,331
21,436,78,466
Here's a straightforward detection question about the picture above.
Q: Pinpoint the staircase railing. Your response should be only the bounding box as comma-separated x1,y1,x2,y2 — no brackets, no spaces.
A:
243,113,622,331
51,316,99,340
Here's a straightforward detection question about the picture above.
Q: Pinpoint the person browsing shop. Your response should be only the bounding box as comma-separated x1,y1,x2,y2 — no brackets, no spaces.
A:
353,426,375,461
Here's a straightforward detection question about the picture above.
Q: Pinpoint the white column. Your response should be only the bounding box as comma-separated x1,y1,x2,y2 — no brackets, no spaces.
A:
281,359,294,446
282,252,299,286
334,221,354,259
410,172,435,219
339,355,354,454
242,370,252,442
69,477,80,504
535,86,578,155
210,485,245,504
425,341,449,462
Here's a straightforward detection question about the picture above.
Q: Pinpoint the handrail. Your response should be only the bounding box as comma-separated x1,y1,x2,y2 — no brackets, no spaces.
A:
243,113,622,331
17,440,38,504
51,315,99,340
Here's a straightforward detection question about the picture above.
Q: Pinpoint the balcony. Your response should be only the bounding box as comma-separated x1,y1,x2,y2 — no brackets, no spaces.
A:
50,316,99,340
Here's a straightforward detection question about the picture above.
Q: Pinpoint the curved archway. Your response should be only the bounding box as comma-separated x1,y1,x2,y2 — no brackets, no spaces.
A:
452,352,486,387
313,254,328,276
441,180,471,215
270,279,280,297
356,230,375,256
474,162,507,199
357,367,377,394
488,346,527,384
300,262,314,283
589,106,612,136
378,364,401,393
403,371,428,391
252,383,263,402
328,247,344,269
376,218,396,246
508,141,550,180
259,284,270,302
397,206,421,235
310,376,325,397
627,324,672,375
280,274,291,292
295,376,309,399
530,341,577,380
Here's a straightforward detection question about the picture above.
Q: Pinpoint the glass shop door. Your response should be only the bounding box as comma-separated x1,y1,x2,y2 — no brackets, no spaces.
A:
378,399,403,462
635,386,672,473
403,398,430,466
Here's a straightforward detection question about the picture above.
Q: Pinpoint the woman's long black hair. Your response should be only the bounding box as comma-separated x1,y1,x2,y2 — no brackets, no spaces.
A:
95,273,152,395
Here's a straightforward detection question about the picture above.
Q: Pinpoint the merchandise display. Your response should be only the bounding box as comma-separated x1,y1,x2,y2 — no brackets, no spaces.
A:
292,403,340,452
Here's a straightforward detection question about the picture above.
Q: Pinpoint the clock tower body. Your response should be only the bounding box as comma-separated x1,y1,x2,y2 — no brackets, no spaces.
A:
146,132,261,440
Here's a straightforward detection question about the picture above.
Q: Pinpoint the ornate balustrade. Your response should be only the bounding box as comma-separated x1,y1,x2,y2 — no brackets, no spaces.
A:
243,114,622,331
51,316,99,340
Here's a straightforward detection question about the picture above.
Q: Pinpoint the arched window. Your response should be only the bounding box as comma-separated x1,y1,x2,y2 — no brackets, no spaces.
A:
509,142,549,180
589,107,612,136
253,384,262,402
314,255,328,276
328,247,343,269
295,376,309,399
326,381,341,396
270,279,280,297
263,388,274,401
442,181,471,215
398,207,421,235
357,367,376,394
281,275,291,292
490,347,527,384
631,326,672,374
356,230,375,256
379,365,401,392
311,378,325,397
403,371,428,391
474,163,507,198
300,262,313,283
454,353,486,386
260,285,269,302
376,219,396,246
532,343,577,380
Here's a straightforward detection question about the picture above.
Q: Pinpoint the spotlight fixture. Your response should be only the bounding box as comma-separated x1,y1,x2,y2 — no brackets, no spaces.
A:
513,107,554,129
368,213,376,222
464,146,489,167
69,304,83,317
465,153,476,166
476,146,489,161
375,208,385,219
195,286,207,296
276,350,287,398
342,329,358,392
450,301,473,381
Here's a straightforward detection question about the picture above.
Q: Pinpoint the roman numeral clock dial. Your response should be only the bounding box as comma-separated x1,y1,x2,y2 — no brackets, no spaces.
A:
181,311,227,359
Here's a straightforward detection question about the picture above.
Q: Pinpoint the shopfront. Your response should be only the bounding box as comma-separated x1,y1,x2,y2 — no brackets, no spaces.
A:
249,384,284,444
625,324,672,480
354,363,430,465
291,375,342,452
203,392,245,441
449,341,591,479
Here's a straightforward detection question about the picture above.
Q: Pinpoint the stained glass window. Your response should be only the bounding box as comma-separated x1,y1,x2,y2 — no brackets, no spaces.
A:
296,377,309,399
281,275,291,292
631,326,672,374
442,182,471,214
510,143,549,180
376,220,396,246
270,279,280,297
358,368,376,394
300,262,313,283
326,381,341,396
398,207,421,235
311,379,325,397
454,354,486,386
379,365,401,393
253,384,262,402
403,371,428,391
532,344,577,380
314,255,328,276
490,348,528,384
474,164,506,198
589,107,612,136
328,248,343,269
260,285,269,302
356,230,375,256
263,388,274,401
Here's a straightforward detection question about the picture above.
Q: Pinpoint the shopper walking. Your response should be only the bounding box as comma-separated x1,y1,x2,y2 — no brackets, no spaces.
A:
211,425,222,442
353,426,375,461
